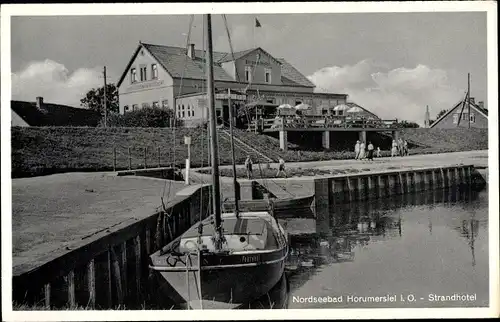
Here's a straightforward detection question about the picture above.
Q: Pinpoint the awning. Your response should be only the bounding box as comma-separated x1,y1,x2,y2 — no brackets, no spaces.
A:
333,104,350,111
346,105,363,113
295,103,311,110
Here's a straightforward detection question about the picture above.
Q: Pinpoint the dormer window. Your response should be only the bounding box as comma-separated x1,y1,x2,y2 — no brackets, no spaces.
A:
152,64,158,79
265,68,271,84
245,66,252,83
130,68,137,83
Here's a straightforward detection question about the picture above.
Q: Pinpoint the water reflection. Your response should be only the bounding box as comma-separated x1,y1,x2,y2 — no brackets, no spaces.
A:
284,186,488,308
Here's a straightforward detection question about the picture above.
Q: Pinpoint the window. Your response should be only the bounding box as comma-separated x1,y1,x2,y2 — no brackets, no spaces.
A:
140,66,147,81
265,68,271,83
124,105,129,112
152,64,158,79
192,110,195,117
182,111,185,118
162,100,169,109
142,103,150,109
461,113,468,121
295,100,302,106
130,68,137,83
132,104,138,111
182,105,185,110
152,101,160,109
245,66,252,82
267,99,274,104
452,114,459,124
470,113,476,123
178,111,181,118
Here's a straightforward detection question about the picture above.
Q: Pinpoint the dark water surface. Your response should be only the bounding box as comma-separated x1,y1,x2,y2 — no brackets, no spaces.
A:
282,186,489,308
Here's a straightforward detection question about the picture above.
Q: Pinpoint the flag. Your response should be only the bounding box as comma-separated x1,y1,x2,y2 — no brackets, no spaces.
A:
255,18,261,28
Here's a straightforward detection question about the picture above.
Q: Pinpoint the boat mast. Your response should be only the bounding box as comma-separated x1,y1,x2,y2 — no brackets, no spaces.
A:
228,88,240,215
205,14,223,244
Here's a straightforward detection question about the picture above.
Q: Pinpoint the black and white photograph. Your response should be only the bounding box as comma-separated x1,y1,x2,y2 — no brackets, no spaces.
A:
1,2,498,320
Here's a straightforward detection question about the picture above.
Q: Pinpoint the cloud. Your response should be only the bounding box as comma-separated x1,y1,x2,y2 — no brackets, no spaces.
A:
308,61,464,125
11,60,103,107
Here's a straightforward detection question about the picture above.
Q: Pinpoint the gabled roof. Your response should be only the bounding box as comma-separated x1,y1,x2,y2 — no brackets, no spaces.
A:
276,58,315,88
117,42,315,89
217,47,282,66
117,42,234,87
345,102,380,119
11,100,101,126
430,98,488,128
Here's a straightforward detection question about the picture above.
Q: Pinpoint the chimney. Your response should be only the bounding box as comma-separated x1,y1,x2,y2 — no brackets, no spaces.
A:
478,101,484,109
36,96,44,110
187,43,195,59
468,96,475,105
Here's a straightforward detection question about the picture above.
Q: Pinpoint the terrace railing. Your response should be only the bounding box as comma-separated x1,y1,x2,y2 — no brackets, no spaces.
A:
248,115,400,131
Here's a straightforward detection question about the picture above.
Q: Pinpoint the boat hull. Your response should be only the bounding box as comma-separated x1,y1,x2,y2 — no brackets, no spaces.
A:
222,195,315,218
154,255,286,309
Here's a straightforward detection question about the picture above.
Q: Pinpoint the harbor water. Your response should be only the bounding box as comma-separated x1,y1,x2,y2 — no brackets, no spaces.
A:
283,185,489,308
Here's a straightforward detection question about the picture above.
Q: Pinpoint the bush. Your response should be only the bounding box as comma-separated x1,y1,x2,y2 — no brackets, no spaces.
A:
105,108,183,128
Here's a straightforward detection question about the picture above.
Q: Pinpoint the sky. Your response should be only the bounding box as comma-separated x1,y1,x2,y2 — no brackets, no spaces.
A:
10,11,488,125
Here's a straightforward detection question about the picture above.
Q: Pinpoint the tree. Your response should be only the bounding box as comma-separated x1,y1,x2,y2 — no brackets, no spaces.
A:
399,120,420,128
80,83,119,115
435,109,447,119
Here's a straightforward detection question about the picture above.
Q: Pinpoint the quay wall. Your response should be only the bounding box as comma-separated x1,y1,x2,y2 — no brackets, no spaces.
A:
314,164,485,214
12,184,211,310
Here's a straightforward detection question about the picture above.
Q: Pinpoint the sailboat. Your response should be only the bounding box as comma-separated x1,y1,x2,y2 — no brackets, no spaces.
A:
149,14,288,310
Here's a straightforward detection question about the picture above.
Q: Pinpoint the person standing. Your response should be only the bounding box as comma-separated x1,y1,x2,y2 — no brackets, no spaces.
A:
354,140,361,160
244,155,253,179
376,147,381,158
398,138,404,157
367,142,374,161
403,140,409,156
359,141,366,160
391,140,398,157
276,157,287,177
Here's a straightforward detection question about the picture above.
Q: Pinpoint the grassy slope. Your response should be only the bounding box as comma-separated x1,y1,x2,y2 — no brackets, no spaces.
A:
11,127,488,178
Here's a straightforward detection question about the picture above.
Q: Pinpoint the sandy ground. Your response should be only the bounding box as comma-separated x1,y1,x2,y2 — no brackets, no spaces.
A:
12,172,186,270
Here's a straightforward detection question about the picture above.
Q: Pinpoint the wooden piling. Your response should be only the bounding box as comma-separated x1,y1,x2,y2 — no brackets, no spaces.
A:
67,270,75,308
44,283,51,309
431,170,436,189
87,259,96,308
134,235,142,299
346,177,353,201
398,173,404,194
110,248,124,305
121,242,128,299
376,176,382,199
107,250,113,307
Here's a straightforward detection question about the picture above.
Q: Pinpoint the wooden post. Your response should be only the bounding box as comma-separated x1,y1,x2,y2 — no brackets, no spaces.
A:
67,270,76,308
346,177,352,202
44,283,51,309
145,229,151,254
113,147,117,172
157,146,161,168
377,175,382,199
128,147,132,170
87,259,96,308
144,147,147,169
111,248,124,305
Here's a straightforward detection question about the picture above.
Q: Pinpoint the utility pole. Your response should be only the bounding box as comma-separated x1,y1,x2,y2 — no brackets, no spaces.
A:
468,73,471,129
103,66,108,128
